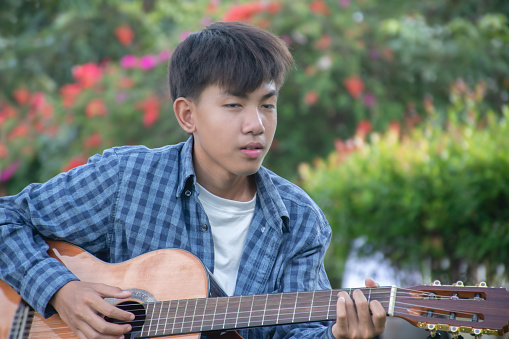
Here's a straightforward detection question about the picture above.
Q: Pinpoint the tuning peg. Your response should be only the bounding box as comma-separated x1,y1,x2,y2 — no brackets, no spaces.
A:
453,281,464,287
472,328,483,338
427,324,437,337
432,280,441,286
476,282,487,288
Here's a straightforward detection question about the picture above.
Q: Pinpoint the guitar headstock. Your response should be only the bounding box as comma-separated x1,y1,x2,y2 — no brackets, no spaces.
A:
394,280,509,338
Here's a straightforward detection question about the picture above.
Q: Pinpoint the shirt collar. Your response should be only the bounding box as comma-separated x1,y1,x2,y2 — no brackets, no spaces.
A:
176,136,290,230
176,136,196,198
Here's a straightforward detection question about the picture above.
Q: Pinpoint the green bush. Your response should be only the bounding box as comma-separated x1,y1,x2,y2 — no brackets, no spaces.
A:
300,80,509,287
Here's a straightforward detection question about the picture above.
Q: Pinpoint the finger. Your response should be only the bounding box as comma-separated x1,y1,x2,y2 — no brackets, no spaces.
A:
87,292,135,324
352,289,373,330
339,290,358,329
364,277,379,288
332,296,348,338
95,283,132,299
370,300,387,332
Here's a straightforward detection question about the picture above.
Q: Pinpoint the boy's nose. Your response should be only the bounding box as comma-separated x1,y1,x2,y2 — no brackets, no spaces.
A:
242,107,265,135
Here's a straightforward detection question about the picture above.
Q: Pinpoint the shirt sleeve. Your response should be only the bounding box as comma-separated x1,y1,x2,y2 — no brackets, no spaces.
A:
0,149,121,317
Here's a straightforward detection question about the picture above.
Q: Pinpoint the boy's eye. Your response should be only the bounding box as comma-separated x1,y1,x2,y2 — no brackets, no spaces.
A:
224,103,242,108
262,104,276,109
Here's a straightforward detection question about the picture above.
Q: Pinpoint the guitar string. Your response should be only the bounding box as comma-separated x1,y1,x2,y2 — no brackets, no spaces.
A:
23,302,480,337
23,290,486,336
20,288,483,332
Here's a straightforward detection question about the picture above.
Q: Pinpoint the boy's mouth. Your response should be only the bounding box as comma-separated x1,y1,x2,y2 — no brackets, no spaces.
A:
241,143,264,158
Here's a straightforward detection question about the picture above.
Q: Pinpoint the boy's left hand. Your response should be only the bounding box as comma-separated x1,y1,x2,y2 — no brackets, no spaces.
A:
331,278,386,339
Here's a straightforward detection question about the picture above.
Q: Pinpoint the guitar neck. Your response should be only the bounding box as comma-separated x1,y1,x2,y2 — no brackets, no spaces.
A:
138,287,395,337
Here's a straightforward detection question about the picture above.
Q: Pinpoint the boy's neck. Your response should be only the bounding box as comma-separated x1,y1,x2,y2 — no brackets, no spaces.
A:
196,174,257,202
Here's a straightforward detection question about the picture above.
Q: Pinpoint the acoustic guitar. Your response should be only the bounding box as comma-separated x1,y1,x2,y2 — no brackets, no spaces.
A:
1,241,508,338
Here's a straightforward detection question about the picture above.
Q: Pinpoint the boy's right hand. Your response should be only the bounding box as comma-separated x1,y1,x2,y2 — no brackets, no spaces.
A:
50,280,134,339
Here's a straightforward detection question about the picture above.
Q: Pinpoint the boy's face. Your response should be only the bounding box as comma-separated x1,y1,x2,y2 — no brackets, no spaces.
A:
186,82,278,182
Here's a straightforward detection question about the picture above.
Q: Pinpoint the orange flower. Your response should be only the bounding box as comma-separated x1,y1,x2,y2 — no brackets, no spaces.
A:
356,120,372,137
343,75,364,99
310,0,330,15
62,156,88,172
13,87,31,105
117,77,135,89
8,125,29,140
224,2,267,22
315,34,332,50
0,143,8,158
85,98,107,118
115,24,135,46
60,83,82,108
84,132,102,149
305,91,319,106
73,63,102,88
139,96,160,127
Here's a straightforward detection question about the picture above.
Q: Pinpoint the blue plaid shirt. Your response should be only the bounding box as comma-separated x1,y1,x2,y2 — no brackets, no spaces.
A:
0,137,335,338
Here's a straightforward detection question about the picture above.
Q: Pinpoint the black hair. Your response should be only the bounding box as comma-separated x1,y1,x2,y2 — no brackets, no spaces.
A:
168,21,294,102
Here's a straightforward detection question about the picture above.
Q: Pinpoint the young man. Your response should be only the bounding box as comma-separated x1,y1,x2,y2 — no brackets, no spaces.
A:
0,22,385,338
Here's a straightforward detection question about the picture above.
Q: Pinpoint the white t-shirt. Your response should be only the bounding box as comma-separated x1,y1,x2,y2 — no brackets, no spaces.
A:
196,183,256,296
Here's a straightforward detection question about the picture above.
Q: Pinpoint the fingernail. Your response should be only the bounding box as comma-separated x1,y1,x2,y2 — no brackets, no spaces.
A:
338,296,345,302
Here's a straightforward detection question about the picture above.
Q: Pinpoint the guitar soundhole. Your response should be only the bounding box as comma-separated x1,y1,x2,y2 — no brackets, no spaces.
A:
104,301,146,332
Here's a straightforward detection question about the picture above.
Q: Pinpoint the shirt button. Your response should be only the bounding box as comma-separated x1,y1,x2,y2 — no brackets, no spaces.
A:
201,224,208,231
185,190,192,197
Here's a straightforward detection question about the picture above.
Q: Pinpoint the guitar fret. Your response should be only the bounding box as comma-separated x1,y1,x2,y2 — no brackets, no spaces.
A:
248,295,255,327
292,291,299,323
181,299,189,333
309,290,315,321
327,289,333,320
235,295,242,328
190,299,198,333
171,300,180,335
276,293,283,324
261,294,268,325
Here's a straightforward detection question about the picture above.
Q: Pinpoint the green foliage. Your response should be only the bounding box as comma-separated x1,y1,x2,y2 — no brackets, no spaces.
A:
300,82,509,286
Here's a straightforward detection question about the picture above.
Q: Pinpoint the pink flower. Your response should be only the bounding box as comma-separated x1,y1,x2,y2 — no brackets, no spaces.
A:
339,0,351,8
180,31,191,41
120,55,139,69
363,93,376,107
139,55,158,71
158,50,172,62
1,161,21,182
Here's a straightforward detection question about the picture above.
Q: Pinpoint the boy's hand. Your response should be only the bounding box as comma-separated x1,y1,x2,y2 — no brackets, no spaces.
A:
50,280,134,339
331,278,386,339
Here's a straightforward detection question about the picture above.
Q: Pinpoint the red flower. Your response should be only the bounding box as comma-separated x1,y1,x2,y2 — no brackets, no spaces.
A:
305,91,319,106
315,34,332,50
117,77,135,89
60,83,82,108
115,24,135,46
139,96,160,127
13,87,31,105
224,2,266,22
62,156,88,172
85,98,107,118
356,120,372,137
0,143,8,158
8,125,29,140
84,132,102,149
343,75,364,99
310,0,330,15
73,63,103,88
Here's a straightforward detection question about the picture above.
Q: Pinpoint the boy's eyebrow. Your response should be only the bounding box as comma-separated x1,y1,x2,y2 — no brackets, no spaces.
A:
221,89,279,100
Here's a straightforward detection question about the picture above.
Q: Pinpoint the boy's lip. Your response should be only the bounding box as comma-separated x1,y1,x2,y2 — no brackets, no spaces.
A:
241,142,264,158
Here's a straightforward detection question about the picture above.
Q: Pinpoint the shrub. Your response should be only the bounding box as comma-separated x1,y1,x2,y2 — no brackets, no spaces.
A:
300,80,509,286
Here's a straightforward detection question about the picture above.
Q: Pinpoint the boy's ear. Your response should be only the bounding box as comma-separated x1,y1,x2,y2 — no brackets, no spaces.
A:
173,97,196,133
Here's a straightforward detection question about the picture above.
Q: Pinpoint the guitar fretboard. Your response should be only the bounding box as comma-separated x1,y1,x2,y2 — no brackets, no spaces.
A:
139,287,395,337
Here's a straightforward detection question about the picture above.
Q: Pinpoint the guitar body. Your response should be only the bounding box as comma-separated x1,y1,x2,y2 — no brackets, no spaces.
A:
0,241,242,339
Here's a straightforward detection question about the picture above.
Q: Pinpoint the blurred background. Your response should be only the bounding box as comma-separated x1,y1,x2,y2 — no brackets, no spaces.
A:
1,0,508,337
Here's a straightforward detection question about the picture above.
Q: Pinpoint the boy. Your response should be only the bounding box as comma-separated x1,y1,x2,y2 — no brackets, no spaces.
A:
0,22,385,338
